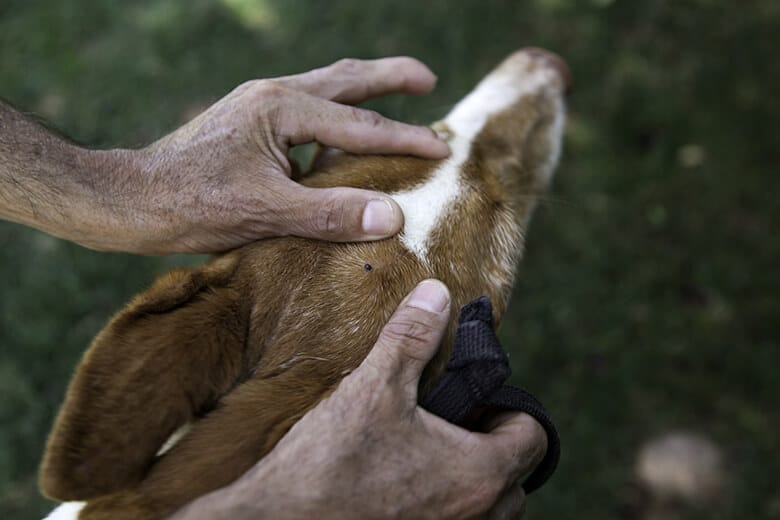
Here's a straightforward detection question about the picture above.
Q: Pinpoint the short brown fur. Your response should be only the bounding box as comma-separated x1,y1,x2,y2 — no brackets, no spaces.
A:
40,50,566,519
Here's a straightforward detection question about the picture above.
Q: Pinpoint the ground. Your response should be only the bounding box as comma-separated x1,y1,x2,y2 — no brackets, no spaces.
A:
1,1,778,518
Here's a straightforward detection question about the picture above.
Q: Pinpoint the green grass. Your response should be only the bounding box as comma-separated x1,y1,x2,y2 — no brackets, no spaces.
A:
2,1,779,518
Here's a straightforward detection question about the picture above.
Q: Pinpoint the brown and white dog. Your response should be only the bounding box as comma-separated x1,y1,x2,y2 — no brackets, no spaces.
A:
41,48,569,520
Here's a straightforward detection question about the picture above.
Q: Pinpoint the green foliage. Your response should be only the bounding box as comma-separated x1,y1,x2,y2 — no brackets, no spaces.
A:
1,1,778,518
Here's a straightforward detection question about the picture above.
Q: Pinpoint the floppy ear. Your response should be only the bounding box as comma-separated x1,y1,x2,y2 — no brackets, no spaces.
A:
40,255,250,501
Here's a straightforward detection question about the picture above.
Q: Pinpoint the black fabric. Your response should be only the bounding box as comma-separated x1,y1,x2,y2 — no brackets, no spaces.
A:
421,296,560,494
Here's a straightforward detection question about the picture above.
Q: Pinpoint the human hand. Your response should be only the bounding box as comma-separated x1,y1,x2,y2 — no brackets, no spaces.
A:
91,57,449,254
172,280,546,519
0,58,448,254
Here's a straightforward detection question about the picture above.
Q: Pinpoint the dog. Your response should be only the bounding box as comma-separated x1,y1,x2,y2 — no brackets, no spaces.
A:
41,48,569,520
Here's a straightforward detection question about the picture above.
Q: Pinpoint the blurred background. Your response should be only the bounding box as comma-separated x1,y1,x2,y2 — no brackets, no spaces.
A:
1,0,778,518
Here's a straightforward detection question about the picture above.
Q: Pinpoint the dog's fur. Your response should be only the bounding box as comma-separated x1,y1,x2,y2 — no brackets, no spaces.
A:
41,49,568,520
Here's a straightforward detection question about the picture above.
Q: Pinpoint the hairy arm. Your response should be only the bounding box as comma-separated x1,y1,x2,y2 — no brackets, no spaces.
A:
0,99,133,249
0,57,449,255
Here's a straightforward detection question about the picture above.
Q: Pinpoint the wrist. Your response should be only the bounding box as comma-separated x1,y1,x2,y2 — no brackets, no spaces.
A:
0,139,110,247
0,98,161,253
56,145,149,252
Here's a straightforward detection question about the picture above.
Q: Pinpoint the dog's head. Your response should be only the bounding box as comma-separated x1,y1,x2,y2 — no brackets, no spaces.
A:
40,49,569,514
304,48,569,321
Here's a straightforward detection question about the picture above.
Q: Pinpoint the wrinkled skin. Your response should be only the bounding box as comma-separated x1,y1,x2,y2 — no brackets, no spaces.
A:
170,280,546,520
0,55,550,519
0,57,449,254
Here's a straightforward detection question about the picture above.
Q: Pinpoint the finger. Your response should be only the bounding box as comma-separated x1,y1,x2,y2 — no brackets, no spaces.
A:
274,182,404,241
480,410,527,433
477,412,548,484
360,280,450,400
487,479,527,520
277,91,450,159
272,56,438,104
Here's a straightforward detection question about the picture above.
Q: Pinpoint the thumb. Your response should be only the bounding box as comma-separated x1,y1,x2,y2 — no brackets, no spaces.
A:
362,280,451,402
275,183,404,242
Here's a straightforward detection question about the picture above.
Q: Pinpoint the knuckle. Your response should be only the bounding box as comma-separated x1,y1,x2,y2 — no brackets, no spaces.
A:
234,79,258,94
333,57,363,75
395,55,425,71
355,108,385,130
251,80,288,102
233,77,280,96
313,196,346,237
518,417,548,468
381,315,437,349
242,81,289,125
399,55,423,66
489,414,549,478
529,417,547,449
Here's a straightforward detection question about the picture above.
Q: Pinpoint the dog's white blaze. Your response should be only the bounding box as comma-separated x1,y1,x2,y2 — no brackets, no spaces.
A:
43,501,84,520
445,53,556,141
391,53,559,261
391,142,465,261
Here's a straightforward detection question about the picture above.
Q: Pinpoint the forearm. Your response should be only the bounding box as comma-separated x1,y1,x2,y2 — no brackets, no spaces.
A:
168,452,337,520
0,99,137,249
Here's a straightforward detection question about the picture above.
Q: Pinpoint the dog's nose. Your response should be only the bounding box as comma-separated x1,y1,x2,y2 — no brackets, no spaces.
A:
520,47,572,92
442,48,570,141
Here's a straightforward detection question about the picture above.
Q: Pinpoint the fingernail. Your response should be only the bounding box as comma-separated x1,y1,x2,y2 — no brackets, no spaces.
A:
407,280,450,313
362,199,396,235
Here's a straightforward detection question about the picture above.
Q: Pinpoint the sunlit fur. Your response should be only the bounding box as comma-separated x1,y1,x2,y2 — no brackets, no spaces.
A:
42,49,567,520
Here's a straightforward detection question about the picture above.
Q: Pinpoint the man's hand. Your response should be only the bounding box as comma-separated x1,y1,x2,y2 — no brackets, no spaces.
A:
0,57,449,254
171,280,547,519
125,57,450,253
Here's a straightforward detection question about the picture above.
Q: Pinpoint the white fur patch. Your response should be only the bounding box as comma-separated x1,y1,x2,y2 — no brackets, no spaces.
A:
43,424,195,520
445,53,556,141
156,422,192,456
43,502,84,520
391,53,560,261
391,142,466,261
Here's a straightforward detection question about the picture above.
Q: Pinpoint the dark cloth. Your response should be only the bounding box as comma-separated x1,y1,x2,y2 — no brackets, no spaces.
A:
421,296,560,494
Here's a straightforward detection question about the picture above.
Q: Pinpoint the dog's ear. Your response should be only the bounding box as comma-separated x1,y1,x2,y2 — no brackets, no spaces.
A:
40,255,250,501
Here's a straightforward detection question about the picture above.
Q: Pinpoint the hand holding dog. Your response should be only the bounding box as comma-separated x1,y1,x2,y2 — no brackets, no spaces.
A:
0,58,449,254
171,280,546,520
130,57,450,253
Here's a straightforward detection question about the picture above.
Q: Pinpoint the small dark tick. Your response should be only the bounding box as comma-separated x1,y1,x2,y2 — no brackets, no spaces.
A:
364,263,373,271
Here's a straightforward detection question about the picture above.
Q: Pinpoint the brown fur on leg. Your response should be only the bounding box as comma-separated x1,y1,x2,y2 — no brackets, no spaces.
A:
40,257,252,501
80,363,339,520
